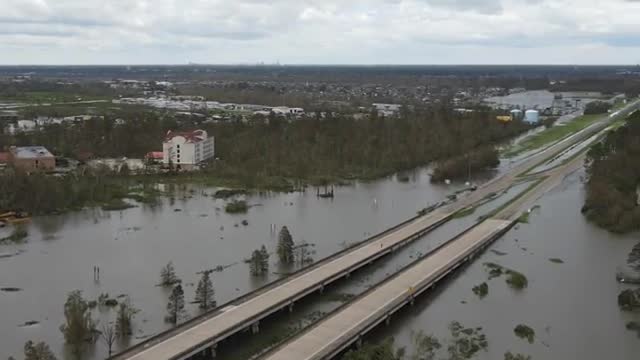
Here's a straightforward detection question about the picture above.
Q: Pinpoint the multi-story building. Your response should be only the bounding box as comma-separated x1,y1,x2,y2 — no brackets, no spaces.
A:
162,130,215,170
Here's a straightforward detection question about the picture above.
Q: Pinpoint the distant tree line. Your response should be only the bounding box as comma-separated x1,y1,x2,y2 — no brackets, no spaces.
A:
582,111,640,233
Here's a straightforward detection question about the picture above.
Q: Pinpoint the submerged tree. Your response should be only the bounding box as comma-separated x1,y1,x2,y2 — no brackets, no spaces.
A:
293,242,314,267
277,226,294,265
23,340,58,360
166,284,186,325
100,324,116,357
504,352,532,360
59,290,97,355
259,245,270,273
249,246,270,276
115,297,138,338
410,330,441,360
195,271,216,310
159,261,180,287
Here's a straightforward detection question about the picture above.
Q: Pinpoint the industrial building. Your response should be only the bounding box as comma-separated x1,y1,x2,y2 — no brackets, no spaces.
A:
162,130,215,170
8,146,56,172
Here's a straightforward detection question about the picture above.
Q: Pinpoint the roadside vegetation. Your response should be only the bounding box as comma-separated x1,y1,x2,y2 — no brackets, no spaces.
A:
582,111,640,233
505,114,601,157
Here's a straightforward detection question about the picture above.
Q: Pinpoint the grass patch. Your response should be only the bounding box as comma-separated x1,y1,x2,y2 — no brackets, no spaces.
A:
517,211,530,224
102,199,136,211
472,282,489,299
514,324,535,344
453,207,476,219
214,189,248,199
505,114,602,157
549,258,564,264
506,270,528,289
225,200,249,214
483,262,528,289
324,293,356,303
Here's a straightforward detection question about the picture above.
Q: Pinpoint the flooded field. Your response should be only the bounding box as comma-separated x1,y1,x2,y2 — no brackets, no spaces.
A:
0,167,478,359
2,161,638,360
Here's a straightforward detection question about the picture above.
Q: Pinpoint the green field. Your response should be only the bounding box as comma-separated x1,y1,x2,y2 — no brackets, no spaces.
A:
0,91,111,104
505,114,602,157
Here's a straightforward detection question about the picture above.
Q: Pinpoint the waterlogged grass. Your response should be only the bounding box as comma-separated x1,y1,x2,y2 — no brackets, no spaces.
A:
483,262,528,290
101,199,136,211
472,282,489,299
225,200,249,214
453,207,476,219
505,114,601,157
514,324,536,344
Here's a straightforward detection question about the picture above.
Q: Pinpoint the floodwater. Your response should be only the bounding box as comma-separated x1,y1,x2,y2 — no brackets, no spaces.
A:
2,163,639,360
0,167,481,360
365,168,640,360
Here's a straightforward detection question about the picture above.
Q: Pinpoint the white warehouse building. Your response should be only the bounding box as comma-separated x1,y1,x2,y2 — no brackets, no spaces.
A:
163,129,215,170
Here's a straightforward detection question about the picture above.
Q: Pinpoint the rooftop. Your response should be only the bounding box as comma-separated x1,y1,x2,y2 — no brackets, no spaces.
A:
164,129,208,143
10,146,54,159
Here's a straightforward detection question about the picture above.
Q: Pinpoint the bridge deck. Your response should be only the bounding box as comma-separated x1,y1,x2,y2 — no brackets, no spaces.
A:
116,210,452,360
261,219,512,360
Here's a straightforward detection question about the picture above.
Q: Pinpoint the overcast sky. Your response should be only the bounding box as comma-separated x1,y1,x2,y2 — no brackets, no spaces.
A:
2,0,640,65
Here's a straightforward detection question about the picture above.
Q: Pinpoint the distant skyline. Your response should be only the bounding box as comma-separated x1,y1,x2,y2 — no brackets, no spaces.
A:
2,0,640,65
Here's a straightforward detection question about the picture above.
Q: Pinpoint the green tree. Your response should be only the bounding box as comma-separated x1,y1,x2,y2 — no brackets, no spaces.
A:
160,261,180,287
342,338,402,360
446,321,488,360
23,341,57,360
259,245,270,274
294,242,314,267
504,352,531,360
195,271,216,310
115,297,138,338
59,291,97,355
410,330,441,360
249,249,267,276
277,226,294,265
166,284,186,325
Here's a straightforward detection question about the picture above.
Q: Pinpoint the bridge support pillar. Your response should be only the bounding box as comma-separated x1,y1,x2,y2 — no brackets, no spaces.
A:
318,285,324,294
345,272,350,279
356,337,363,349
288,302,294,313
203,344,217,359
385,316,391,326
251,321,260,334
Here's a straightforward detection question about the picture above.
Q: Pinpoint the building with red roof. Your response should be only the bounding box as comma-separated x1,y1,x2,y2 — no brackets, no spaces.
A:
162,129,215,170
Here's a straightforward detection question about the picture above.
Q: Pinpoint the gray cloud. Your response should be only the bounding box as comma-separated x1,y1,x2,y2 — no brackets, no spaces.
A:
0,0,640,64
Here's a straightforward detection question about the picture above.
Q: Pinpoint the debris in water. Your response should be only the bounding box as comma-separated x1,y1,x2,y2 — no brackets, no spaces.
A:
174,209,182,212
490,250,508,256
19,320,39,327
241,220,249,226
1,287,22,292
